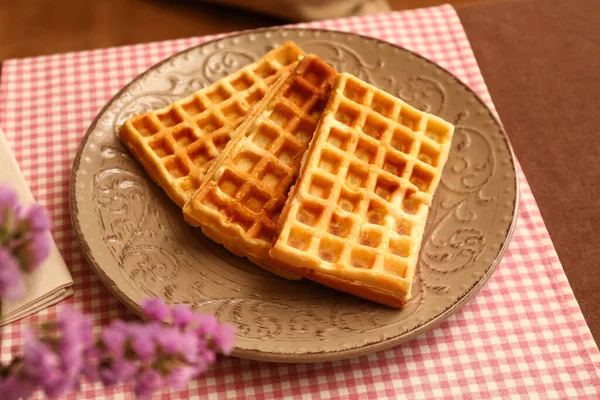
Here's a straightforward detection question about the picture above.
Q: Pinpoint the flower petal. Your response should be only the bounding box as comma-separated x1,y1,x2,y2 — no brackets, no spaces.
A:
134,369,164,397
212,323,236,355
141,298,170,321
0,248,25,300
171,304,195,328
24,204,51,232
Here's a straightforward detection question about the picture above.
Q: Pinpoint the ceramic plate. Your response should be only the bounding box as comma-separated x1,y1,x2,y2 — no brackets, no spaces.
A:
70,29,518,362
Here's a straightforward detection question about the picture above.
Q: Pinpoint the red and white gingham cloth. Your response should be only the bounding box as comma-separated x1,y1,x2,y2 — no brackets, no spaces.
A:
1,5,599,399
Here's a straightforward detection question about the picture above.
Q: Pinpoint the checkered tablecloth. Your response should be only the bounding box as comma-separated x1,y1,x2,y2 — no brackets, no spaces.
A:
1,5,599,399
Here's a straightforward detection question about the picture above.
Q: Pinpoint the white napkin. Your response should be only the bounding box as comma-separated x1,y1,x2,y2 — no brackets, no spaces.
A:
0,127,73,325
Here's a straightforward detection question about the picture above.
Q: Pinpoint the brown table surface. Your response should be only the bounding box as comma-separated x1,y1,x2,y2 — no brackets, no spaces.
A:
1,0,598,345
456,0,600,345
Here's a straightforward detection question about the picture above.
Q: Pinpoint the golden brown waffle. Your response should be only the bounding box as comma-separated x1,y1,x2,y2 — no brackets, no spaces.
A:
183,54,337,279
269,73,455,306
119,42,305,207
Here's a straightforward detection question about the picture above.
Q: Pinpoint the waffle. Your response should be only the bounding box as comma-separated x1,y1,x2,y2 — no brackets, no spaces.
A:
118,41,305,207
183,54,337,279
269,73,455,307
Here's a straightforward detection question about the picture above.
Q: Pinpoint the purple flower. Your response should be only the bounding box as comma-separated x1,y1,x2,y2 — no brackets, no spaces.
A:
0,183,18,203
171,304,195,328
197,347,217,370
21,204,51,232
134,369,163,398
0,184,18,228
141,298,170,321
0,373,36,400
155,326,183,354
129,324,157,362
21,307,93,398
166,366,197,390
0,247,25,300
212,323,236,355
1,299,235,399
57,308,94,378
99,359,138,387
193,314,218,337
101,320,128,357
81,345,101,381
0,184,52,301
17,231,51,272
96,301,233,397
178,331,200,364
22,331,62,389
97,321,161,387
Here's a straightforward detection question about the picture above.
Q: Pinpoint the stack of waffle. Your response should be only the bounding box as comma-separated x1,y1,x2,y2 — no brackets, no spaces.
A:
119,41,455,307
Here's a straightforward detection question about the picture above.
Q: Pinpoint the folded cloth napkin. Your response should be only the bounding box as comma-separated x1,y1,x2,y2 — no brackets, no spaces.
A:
0,127,73,325
198,0,391,21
